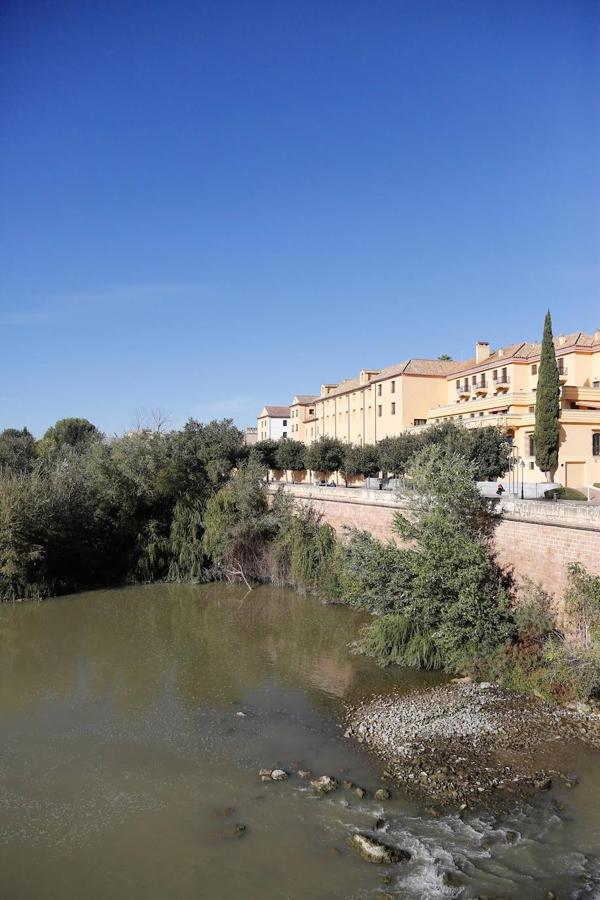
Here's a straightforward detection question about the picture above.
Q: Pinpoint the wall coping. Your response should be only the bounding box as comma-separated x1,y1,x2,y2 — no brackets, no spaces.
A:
267,483,600,532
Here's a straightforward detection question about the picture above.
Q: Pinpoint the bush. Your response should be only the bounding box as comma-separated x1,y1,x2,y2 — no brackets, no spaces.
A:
357,613,443,669
337,530,413,614
544,487,587,501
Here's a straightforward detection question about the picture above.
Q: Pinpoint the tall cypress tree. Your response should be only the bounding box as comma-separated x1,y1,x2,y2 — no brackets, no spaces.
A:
534,310,561,481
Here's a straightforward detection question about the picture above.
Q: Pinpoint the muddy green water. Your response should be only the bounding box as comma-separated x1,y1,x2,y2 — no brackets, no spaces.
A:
1,584,599,899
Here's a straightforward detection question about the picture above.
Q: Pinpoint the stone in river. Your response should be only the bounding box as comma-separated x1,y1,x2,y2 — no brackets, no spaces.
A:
311,775,338,793
271,769,288,781
374,788,391,801
349,833,411,865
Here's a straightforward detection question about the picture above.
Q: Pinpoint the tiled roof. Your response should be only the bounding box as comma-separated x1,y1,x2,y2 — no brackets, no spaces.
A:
260,405,290,417
373,358,459,381
292,395,318,405
449,332,600,376
314,359,456,400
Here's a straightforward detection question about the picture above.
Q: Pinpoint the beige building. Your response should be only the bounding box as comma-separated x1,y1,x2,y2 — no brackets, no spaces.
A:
425,333,600,490
256,406,290,442
302,359,457,446
256,330,600,491
289,395,318,443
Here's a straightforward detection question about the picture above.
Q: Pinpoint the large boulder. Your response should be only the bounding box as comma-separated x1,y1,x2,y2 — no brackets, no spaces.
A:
349,833,411,865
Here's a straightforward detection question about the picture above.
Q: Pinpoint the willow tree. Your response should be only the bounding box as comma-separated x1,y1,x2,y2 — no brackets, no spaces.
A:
534,311,561,481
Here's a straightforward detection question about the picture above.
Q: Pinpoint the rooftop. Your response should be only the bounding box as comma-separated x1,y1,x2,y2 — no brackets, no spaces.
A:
449,331,600,376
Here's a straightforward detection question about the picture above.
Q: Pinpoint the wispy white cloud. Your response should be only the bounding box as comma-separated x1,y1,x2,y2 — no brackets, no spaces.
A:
0,281,209,326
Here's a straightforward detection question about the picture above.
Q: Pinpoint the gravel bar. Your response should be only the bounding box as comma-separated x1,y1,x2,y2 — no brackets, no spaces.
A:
345,682,600,809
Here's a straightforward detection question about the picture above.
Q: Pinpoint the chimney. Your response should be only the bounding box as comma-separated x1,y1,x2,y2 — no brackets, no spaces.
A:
320,383,338,397
475,341,490,364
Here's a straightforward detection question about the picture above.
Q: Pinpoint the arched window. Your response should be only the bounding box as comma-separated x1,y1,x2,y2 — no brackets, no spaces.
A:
593,433,600,457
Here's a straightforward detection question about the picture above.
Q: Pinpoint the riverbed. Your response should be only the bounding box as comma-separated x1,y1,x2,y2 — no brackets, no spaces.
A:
1,583,599,898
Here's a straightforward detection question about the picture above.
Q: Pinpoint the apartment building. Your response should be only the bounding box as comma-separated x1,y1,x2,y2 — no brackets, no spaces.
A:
426,333,600,490
304,359,457,446
257,406,290,442
289,395,318,442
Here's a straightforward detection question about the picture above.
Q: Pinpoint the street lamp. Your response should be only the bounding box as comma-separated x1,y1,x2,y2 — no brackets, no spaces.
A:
520,459,526,500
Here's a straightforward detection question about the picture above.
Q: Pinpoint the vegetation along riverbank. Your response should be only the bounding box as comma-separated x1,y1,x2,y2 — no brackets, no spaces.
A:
2,414,600,811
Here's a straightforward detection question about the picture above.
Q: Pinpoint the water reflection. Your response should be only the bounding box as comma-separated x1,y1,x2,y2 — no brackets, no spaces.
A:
1,584,599,900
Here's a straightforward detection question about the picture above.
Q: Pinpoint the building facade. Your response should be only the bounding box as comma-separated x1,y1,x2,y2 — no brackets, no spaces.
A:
256,406,290,442
256,330,600,490
425,333,600,490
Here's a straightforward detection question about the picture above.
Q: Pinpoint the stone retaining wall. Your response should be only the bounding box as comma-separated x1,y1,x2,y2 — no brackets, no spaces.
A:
268,483,600,611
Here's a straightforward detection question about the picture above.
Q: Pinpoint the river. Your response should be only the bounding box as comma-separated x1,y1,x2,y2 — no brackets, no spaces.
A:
1,583,599,899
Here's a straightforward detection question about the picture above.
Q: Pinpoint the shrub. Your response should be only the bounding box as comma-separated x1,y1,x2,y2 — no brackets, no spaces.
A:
357,613,443,670
337,530,413,614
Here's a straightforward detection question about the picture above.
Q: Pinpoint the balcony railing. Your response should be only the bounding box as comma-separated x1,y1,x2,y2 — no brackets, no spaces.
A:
492,375,511,388
558,366,568,382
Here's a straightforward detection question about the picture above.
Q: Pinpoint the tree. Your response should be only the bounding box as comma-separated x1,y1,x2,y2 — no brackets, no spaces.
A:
177,418,246,488
421,421,509,481
275,440,306,481
438,353,452,361
38,417,101,458
0,428,36,473
358,445,514,670
202,463,275,587
357,444,381,479
250,440,279,480
305,437,345,482
339,445,363,486
534,311,561,481
377,435,417,478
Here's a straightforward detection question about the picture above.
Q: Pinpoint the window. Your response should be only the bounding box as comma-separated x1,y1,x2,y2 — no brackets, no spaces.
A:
377,384,382,396
414,418,426,426
493,369,498,381
557,358,565,374
528,405,535,413
282,431,287,438
391,381,396,393
378,405,382,417
391,402,396,415
531,364,537,375
309,408,314,416
528,434,535,457
529,461,535,470
593,433,600,456
472,375,476,385
283,420,287,426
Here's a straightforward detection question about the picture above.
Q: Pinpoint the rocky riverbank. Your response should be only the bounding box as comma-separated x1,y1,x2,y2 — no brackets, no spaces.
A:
345,682,600,809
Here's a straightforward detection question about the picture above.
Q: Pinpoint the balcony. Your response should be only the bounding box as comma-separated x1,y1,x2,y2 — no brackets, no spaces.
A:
474,380,488,395
493,375,510,391
456,383,470,397
558,366,568,383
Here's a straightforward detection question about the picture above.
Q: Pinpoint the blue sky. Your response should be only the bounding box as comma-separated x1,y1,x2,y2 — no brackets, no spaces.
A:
1,0,599,437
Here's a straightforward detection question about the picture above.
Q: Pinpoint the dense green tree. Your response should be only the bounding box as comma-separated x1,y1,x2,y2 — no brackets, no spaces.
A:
339,445,363,486
0,428,36,473
38,417,102,458
357,445,514,670
420,421,509,481
250,440,279,479
275,440,306,479
357,444,381,478
377,434,418,477
305,436,345,482
178,418,246,487
534,311,561,480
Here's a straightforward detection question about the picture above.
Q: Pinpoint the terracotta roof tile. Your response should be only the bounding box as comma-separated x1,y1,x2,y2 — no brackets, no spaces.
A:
260,405,290,417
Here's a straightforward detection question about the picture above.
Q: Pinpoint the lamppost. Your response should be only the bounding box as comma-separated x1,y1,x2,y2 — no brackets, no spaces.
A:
520,459,526,500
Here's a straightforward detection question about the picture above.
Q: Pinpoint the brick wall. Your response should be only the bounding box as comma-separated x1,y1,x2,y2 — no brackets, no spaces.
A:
270,484,600,619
